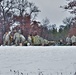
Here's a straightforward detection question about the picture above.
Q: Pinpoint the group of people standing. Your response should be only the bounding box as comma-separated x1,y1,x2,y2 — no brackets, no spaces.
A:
3,30,49,46
3,29,76,46
3,30,25,46
66,35,76,46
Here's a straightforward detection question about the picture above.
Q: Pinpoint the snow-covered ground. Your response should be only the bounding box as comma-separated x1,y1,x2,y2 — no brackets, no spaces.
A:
0,46,76,75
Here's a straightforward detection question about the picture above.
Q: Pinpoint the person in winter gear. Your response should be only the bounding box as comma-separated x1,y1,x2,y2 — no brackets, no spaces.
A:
66,35,71,45
20,34,26,45
3,31,10,45
32,35,42,46
13,30,21,46
27,35,32,45
59,39,64,46
71,35,76,45
44,39,49,46
39,37,44,46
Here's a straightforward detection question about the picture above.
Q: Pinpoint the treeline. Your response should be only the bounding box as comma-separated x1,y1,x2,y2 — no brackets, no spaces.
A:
0,0,76,42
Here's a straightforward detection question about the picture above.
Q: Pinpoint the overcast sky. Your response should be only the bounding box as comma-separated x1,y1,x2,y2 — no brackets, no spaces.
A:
28,0,71,27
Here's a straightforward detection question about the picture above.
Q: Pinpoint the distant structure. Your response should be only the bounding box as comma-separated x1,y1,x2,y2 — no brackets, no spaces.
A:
68,24,76,37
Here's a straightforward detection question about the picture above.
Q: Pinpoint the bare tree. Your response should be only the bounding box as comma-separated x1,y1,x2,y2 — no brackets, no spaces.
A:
61,0,76,25
28,2,41,21
0,0,15,32
60,0,76,15
42,17,50,28
14,0,29,16
13,0,40,21
11,0,40,23
63,17,73,28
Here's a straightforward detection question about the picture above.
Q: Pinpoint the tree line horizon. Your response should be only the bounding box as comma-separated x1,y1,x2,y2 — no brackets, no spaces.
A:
0,0,75,43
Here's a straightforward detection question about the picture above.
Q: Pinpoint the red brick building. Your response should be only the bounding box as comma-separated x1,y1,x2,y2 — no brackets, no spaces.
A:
68,24,76,37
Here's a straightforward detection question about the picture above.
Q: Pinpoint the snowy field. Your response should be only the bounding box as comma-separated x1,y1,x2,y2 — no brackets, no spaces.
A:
0,46,76,75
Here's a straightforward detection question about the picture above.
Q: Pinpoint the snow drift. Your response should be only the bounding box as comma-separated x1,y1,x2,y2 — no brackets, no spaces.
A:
0,46,76,75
